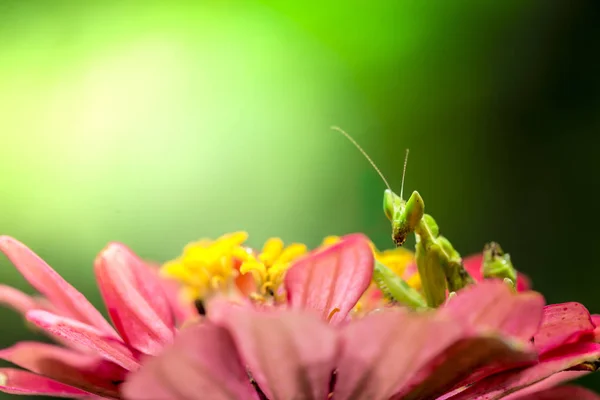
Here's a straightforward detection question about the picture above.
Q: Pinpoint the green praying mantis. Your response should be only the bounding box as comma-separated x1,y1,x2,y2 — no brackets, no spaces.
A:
331,127,518,309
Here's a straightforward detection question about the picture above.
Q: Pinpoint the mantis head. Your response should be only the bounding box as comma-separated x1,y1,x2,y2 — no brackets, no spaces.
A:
384,189,424,246
331,127,423,247
482,242,517,285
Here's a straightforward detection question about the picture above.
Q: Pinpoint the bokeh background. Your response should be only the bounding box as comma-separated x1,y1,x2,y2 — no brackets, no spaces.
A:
1,1,599,398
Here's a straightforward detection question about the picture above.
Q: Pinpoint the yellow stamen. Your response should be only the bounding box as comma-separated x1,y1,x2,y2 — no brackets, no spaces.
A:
239,261,267,283
179,286,201,303
373,247,414,277
0,372,5,386
278,243,308,263
210,276,225,290
407,273,422,290
327,307,341,322
161,231,248,300
238,238,307,300
353,301,363,313
259,238,284,265
321,236,342,246
249,292,265,303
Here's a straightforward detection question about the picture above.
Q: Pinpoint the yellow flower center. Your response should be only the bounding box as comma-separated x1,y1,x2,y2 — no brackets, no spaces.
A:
237,238,307,302
376,248,421,290
160,231,248,301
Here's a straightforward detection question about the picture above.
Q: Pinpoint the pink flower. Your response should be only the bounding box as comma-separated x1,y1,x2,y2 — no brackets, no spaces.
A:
0,236,195,398
122,234,600,400
449,301,600,400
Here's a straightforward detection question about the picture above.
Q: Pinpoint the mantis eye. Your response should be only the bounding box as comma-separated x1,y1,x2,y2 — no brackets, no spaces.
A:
383,189,396,221
403,190,425,230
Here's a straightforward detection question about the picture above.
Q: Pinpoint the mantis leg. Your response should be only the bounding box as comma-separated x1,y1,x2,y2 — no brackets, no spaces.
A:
373,261,427,310
437,236,475,292
415,238,448,308
415,215,473,307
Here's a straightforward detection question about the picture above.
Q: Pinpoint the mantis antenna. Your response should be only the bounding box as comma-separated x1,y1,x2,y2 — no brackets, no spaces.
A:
400,149,409,200
330,126,393,193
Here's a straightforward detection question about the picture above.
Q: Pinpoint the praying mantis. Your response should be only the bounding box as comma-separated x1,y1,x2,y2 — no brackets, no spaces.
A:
331,127,517,309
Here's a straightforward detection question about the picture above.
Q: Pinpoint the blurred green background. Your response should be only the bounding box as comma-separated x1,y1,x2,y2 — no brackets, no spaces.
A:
1,1,599,398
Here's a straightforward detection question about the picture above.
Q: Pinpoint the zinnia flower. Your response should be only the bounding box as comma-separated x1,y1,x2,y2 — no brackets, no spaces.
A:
122,234,600,400
0,236,195,398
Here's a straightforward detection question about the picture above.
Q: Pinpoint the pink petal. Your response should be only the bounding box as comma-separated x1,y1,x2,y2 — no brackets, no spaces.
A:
0,341,125,397
284,233,373,324
26,310,140,372
0,286,60,322
463,253,532,291
461,254,484,280
159,276,197,326
0,286,85,351
359,284,386,314
111,248,175,329
0,284,39,314
533,303,595,354
591,314,600,342
441,280,545,342
334,309,466,400
418,281,545,396
508,385,600,400
447,342,600,400
516,273,532,292
502,371,589,400
0,368,93,397
94,243,175,356
334,308,535,400
210,303,338,400
122,323,259,400
32,295,61,314
0,236,117,336
397,335,535,400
